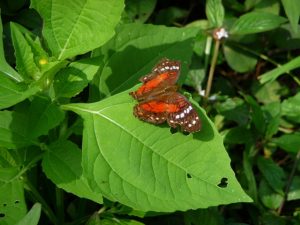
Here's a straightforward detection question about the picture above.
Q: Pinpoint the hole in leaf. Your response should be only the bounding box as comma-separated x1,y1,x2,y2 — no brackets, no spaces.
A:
170,127,178,134
3,203,7,207
217,177,228,188
187,173,192,178
14,200,20,204
0,213,5,218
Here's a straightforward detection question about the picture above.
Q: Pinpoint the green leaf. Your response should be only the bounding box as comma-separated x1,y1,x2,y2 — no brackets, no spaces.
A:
26,95,65,138
30,0,124,60
0,111,38,149
223,44,257,73
273,133,300,153
184,208,223,225
0,15,23,82
288,176,300,201
205,0,225,27
224,126,253,144
0,74,40,110
230,12,287,35
262,102,281,138
10,22,40,81
16,203,41,225
101,218,145,225
62,88,252,212
281,92,300,123
0,179,27,225
243,95,265,135
216,98,250,126
257,156,285,194
281,0,300,34
123,0,156,23
252,81,281,104
258,56,300,84
92,23,199,99
53,57,100,98
258,179,283,209
42,140,103,203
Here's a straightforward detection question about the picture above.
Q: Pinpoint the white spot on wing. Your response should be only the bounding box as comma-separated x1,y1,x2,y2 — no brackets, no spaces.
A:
180,113,185,118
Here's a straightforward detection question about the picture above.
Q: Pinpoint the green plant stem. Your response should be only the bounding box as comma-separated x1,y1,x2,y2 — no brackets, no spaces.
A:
24,177,59,225
277,150,300,215
205,39,220,99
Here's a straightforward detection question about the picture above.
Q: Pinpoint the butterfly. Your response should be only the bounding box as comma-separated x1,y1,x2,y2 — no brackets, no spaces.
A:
129,58,201,133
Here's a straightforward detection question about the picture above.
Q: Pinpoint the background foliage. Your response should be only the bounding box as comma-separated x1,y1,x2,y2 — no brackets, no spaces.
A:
0,0,300,224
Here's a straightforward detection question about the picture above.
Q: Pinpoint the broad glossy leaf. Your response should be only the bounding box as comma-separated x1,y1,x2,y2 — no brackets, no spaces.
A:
223,44,257,73
16,203,41,225
92,23,199,100
0,16,23,82
0,74,40,110
10,22,40,81
205,0,225,27
230,12,287,35
0,179,27,225
54,57,100,98
31,0,124,60
257,157,285,194
62,88,252,212
259,56,300,84
273,133,300,153
281,0,300,34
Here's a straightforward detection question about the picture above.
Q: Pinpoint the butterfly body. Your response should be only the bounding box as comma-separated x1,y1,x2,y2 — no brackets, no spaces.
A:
130,58,201,133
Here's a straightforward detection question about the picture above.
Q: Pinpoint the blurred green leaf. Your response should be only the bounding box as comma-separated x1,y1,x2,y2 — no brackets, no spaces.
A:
224,126,253,144
273,133,300,153
261,213,286,225
62,89,252,212
252,81,281,104
281,0,300,34
100,218,145,225
123,0,156,23
206,0,225,27
230,12,287,35
31,0,124,60
262,101,281,138
258,179,283,209
281,92,300,123
223,44,257,73
155,7,188,25
259,56,300,84
215,98,250,126
288,176,300,201
42,140,103,203
257,156,286,194
184,208,223,225
16,203,41,225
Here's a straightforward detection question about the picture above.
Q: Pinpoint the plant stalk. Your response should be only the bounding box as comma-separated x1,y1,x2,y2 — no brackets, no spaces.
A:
205,39,220,99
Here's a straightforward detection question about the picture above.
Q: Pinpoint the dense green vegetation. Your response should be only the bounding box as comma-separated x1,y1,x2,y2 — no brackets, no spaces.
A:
0,0,300,224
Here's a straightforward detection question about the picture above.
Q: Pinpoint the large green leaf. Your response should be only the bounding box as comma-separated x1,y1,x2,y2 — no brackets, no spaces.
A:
281,92,300,123
62,88,252,212
30,0,124,60
0,179,27,225
42,140,103,203
230,12,287,35
92,23,199,99
0,15,23,82
273,133,300,153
